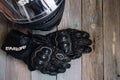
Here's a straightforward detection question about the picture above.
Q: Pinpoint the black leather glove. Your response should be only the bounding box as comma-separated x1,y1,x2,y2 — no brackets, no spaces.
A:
1,30,71,75
47,28,92,59
1,28,92,75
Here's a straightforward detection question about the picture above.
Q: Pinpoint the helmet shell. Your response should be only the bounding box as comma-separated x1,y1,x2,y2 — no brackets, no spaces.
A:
0,0,65,30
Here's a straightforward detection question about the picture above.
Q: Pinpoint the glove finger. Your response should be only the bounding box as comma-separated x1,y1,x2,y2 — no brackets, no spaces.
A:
57,68,66,73
51,58,70,69
68,50,82,59
66,28,90,38
46,64,66,75
56,31,72,54
41,67,58,75
82,46,92,53
74,31,90,38
73,38,92,46
69,46,92,59
62,63,71,69
52,62,69,73
38,62,57,75
74,45,92,53
70,53,82,59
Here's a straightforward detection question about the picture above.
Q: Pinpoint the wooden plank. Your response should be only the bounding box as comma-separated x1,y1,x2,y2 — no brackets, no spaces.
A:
57,0,82,80
31,71,57,80
103,0,118,80
5,57,17,80
57,60,81,80
4,55,28,80
81,0,104,80
14,59,31,80
116,22,120,78
0,50,6,80
31,28,57,80
0,14,8,80
5,57,30,80
113,0,120,79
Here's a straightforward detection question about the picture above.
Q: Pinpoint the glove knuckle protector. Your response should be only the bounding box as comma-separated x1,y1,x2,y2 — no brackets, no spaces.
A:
47,28,92,59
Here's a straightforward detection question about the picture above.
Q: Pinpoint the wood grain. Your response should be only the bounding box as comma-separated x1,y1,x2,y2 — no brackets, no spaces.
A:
82,0,104,80
0,14,7,80
5,57,31,80
31,71,56,80
57,0,82,80
103,0,120,80
5,56,30,80
113,0,120,79
0,50,6,80
14,59,31,80
5,57,17,80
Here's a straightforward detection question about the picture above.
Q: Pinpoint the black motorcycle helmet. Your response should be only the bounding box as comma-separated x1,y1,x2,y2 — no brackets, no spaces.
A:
0,0,65,30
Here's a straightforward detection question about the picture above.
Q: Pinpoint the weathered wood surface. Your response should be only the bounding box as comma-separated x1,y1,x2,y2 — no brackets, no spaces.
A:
0,0,120,80
0,14,7,80
103,0,120,80
82,0,103,80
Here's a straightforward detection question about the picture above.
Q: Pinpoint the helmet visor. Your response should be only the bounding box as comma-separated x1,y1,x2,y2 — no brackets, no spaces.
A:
0,0,63,23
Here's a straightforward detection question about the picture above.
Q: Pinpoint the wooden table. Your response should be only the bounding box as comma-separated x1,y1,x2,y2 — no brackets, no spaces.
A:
0,0,120,80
